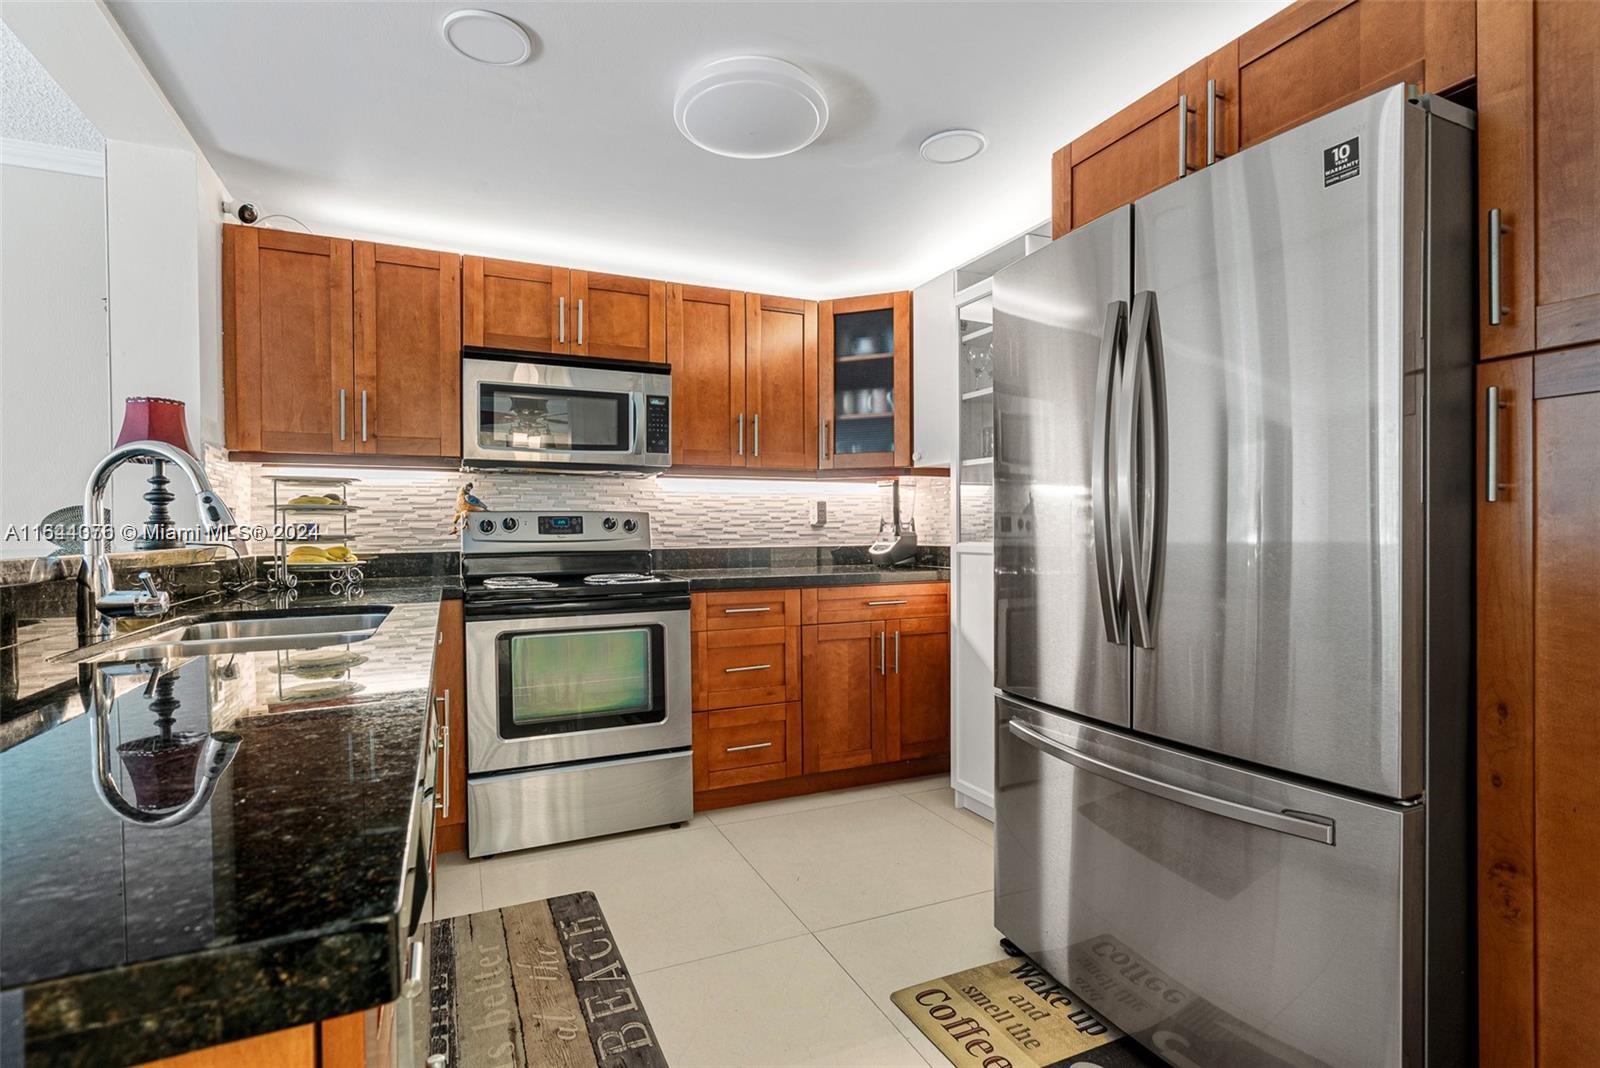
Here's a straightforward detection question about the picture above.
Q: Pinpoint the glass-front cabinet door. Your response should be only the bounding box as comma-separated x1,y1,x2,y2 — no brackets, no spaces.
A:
956,282,995,545
819,292,911,468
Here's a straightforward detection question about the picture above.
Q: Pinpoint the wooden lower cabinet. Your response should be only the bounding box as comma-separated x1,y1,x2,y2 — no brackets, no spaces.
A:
433,597,467,854
134,1010,377,1068
1477,349,1600,1067
690,583,950,808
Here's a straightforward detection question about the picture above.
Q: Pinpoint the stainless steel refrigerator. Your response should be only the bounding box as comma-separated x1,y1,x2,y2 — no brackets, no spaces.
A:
991,86,1475,1068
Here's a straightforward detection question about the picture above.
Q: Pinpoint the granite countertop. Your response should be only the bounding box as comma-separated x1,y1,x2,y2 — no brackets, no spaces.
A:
0,580,458,1067
670,564,949,590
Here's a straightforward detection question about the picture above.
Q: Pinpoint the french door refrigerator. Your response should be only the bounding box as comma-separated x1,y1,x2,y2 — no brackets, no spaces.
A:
992,86,1475,1068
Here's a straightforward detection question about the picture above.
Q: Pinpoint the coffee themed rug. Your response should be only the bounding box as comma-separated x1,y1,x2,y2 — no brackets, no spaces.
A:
429,891,668,1067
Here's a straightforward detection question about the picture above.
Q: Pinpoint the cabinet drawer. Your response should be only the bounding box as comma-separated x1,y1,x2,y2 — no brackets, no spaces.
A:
802,582,949,624
694,704,801,790
692,589,800,631
694,626,799,710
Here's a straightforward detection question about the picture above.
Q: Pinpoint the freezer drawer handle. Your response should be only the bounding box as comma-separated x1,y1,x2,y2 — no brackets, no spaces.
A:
1006,720,1335,845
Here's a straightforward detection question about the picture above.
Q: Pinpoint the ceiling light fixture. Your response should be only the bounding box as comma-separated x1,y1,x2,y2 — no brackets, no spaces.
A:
919,129,987,164
440,9,532,67
674,56,828,160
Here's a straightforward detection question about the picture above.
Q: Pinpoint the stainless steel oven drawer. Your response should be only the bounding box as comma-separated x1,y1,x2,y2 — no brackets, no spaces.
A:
995,695,1423,1068
467,749,692,857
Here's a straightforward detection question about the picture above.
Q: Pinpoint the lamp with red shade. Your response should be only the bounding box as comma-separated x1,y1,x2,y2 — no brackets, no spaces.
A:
114,397,195,550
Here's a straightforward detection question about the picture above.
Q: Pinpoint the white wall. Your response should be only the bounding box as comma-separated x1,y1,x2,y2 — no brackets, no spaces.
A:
0,161,110,557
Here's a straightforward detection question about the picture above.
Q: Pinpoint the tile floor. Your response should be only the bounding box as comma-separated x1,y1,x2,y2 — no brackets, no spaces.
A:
432,775,1003,1067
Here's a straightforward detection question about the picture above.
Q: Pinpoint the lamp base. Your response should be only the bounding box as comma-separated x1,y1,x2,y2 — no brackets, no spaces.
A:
135,459,181,551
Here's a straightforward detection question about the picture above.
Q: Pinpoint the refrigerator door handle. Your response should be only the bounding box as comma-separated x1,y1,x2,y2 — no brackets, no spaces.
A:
1007,720,1336,845
1091,300,1128,644
1118,290,1168,649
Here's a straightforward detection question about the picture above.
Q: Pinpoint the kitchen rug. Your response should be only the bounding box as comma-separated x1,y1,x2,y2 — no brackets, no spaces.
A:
428,890,668,1067
893,955,1162,1068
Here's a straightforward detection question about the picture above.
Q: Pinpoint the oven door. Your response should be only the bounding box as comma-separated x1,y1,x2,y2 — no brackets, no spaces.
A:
466,605,690,774
461,352,671,470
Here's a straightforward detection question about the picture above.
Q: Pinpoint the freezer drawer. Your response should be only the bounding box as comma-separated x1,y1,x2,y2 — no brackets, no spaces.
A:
995,696,1423,1068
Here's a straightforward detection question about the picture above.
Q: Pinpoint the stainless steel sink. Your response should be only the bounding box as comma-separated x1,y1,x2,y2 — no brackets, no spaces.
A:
59,607,392,664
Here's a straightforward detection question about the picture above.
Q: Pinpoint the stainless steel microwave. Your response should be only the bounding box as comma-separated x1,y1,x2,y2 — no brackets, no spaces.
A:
461,348,671,472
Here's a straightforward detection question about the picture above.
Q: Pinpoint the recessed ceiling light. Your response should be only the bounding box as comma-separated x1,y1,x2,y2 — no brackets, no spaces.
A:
441,9,532,67
674,56,829,160
920,129,987,164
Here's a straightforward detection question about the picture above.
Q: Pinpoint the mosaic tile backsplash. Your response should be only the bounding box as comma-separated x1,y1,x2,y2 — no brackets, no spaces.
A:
205,447,950,554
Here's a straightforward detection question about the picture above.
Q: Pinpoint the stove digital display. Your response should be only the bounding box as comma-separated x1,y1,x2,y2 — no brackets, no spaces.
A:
537,515,583,535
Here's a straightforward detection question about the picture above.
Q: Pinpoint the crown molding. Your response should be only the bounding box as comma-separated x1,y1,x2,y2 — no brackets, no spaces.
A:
1,138,105,178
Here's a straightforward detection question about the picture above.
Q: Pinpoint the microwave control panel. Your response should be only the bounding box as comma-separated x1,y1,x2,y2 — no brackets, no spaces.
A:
645,395,670,454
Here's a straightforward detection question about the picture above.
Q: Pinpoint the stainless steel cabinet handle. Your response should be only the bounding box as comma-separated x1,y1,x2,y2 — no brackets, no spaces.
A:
401,938,426,997
866,599,907,606
1177,93,1193,178
576,298,584,346
723,663,772,673
1488,209,1507,326
1485,385,1508,502
753,413,760,457
1007,720,1335,845
893,629,900,674
434,692,450,819
821,420,830,462
360,389,369,442
339,388,347,440
737,413,745,457
878,630,886,675
558,296,566,343
1118,291,1168,649
1205,78,1225,166
726,741,773,753
1092,300,1128,645
723,606,771,615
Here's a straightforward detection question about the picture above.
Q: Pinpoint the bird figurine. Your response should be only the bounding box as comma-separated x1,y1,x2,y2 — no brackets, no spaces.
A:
451,482,490,535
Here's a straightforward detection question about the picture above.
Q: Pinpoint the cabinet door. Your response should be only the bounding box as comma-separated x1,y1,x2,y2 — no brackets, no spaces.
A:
1478,0,1600,358
433,597,467,839
819,292,911,469
570,271,666,362
801,622,886,773
745,295,818,470
667,284,746,467
223,225,353,455
885,615,951,762
462,256,569,353
353,242,460,457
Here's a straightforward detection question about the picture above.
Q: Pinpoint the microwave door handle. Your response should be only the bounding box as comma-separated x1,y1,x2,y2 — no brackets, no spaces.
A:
1092,300,1127,645
1007,720,1335,845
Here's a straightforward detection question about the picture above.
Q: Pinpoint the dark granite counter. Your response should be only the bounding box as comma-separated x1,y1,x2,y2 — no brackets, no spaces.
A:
0,579,458,1067
672,564,949,590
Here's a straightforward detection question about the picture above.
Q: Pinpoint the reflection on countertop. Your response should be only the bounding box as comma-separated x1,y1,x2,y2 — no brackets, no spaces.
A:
0,579,456,1068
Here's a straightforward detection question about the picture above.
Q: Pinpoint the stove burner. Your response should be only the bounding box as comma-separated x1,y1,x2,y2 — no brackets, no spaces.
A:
483,576,559,590
583,572,661,586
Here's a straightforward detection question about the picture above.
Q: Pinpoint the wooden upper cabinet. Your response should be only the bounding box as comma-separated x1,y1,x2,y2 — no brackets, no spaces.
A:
353,242,460,457
667,284,747,467
570,271,666,362
819,292,912,469
745,295,819,469
801,621,886,774
1478,0,1600,359
463,256,570,353
223,225,354,455
884,615,951,762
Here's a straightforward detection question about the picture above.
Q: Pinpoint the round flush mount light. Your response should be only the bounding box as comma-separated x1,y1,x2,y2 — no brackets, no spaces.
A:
441,9,533,66
674,56,829,159
919,129,988,164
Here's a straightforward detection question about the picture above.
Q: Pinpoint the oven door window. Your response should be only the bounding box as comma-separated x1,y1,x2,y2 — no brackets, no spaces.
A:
496,625,664,737
478,383,633,453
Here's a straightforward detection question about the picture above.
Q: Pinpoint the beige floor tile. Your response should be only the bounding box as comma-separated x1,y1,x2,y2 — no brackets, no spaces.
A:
888,774,951,795
476,823,806,974
816,893,1004,1068
634,935,925,1068
720,796,993,931
907,786,995,845
431,850,483,921
705,782,906,827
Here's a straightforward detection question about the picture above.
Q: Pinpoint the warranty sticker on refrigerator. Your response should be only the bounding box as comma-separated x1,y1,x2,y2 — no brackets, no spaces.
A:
1324,137,1360,186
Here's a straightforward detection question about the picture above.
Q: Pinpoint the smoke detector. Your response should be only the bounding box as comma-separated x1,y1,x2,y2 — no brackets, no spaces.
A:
920,129,987,164
674,56,829,159
441,10,533,67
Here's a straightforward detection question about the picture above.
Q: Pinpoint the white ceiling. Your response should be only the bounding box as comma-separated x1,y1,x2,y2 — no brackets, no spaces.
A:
1,20,103,150
107,1,1287,298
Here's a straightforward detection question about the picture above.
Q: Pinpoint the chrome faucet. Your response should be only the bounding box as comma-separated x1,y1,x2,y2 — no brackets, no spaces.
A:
82,440,245,620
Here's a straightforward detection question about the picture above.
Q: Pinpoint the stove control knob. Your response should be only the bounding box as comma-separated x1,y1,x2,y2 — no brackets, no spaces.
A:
501,516,519,532
602,516,618,531
477,518,495,535
622,518,638,533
